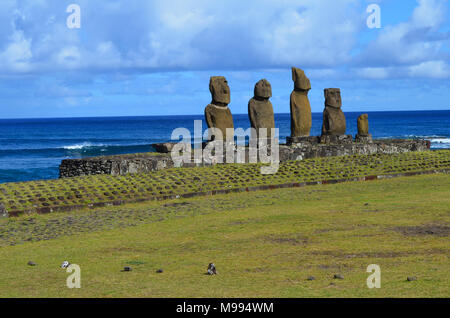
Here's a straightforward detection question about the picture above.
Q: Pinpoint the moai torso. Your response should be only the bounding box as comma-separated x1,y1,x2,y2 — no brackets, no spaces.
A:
248,79,275,138
321,88,346,136
204,76,234,141
290,67,312,137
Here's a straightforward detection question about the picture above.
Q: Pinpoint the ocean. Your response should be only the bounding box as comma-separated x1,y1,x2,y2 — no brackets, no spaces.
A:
0,110,449,184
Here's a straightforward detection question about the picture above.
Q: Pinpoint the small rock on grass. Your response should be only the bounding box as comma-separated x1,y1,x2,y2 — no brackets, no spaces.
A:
27,261,36,266
61,261,70,269
407,276,417,282
334,274,344,279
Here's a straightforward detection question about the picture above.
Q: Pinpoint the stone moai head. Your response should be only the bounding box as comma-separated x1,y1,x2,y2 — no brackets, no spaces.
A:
324,88,342,108
209,76,230,105
292,67,311,91
359,114,368,121
254,79,272,99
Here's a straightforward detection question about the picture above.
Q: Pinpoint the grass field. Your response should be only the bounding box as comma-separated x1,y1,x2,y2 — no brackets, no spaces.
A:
0,173,448,297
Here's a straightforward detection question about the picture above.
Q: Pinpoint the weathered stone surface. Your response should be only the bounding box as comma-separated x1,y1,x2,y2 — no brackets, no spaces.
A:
205,76,234,141
320,134,353,144
324,88,342,108
209,76,230,105
204,105,234,140
151,142,176,153
281,139,429,162
151,142,191,154
355,135,373,143
59,153,175,178
357,114,370,136
254,78,272,99
290,67,312,137
0,202,7,218
355,114,372,143
286,136,320,146
322,88,346,136
248,79,275,138
292,67,311,91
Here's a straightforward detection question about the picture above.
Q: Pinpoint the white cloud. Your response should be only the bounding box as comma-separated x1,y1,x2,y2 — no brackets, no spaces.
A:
0,0,448,80
356,0,449,73
0,0,362,74
411,0,446,28
354,67,390,79
408,60,450,78
0,30,33,72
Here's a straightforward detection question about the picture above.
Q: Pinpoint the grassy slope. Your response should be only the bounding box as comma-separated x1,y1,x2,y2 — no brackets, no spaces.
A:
0,174,449,298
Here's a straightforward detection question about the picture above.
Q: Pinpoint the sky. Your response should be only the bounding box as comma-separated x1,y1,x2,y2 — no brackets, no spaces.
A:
0,0,449,118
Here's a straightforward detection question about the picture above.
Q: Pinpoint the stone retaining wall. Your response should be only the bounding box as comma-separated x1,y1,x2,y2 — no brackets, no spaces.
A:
280,139,430,161
59,153,174,178
59,139,430,178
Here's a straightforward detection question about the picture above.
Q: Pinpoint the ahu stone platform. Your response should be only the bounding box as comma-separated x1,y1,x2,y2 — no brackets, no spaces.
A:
281,137,430,161
59,139,430,178
59,153,175,178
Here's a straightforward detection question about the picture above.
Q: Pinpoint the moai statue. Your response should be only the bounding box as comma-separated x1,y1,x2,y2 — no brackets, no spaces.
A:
290,67,312,137
357,114,369,136
204,76,234,141
355,114,372,143
248,79,275,139
321,88,346,136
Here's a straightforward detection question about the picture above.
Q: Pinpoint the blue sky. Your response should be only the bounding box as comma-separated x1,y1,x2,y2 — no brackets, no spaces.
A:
0,0,449,118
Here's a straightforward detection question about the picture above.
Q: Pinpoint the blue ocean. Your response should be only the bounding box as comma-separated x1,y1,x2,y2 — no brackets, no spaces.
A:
0,110,449,184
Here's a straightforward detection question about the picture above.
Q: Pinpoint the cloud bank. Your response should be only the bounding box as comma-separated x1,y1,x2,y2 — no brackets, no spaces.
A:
0,0,447,78
0,0,449,118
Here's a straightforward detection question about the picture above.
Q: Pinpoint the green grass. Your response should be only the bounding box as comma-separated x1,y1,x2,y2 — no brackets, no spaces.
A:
0,173,448,297
1,150,449,215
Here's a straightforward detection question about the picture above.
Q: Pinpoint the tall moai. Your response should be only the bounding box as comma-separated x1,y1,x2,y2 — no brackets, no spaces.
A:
248,79,275,138
204,76,234,141
290,67,312,137
321,88,346,136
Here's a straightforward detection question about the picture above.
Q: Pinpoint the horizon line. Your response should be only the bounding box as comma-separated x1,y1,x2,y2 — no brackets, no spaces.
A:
0,109,448,120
